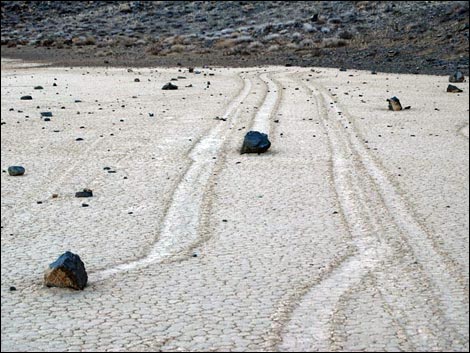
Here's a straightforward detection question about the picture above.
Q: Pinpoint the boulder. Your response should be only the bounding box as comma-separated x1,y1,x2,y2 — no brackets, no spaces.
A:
20,95,32,100
8,166,25,176
44,251,87,290
241,131,271,154
75,188,93,197
447,84,463,93
162,82,178,90
387,96,402,111
449,71,464,83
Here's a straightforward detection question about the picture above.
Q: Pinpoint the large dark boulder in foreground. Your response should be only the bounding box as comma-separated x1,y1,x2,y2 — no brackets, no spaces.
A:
8,166,25,176
241,131,271,154
447,84,463,93
162,82,178,90
44,251,88,290
449,71,465,83
387,96,402,111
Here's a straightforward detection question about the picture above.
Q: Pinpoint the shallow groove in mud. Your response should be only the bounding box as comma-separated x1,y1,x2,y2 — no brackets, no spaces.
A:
279,75,468,351
92,74,253,282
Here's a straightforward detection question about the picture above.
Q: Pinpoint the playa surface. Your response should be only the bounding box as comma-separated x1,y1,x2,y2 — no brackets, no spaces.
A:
1,58,469,351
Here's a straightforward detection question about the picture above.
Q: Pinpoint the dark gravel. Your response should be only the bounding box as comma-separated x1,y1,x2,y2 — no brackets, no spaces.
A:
1,1,468,75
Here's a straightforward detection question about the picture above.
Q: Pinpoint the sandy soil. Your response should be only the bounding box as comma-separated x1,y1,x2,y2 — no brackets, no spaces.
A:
1,58,468,352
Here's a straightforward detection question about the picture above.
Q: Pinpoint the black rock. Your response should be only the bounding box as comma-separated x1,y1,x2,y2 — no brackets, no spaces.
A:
40,112,53,117
44,251,88,290
8,166,25,176
387,96,402,111
447,84,463,93
339,68,347,72
162,82,178,90
44,117,51,122
134,78,140,82
241,131,271,154
52,83,57,87
75,188,93,198
9,286,16,291
34,86,44,90
449,71,464,83
20,95,32,100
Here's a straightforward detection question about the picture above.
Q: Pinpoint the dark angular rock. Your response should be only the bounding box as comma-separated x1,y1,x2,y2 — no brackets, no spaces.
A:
134,78,140,82
449,71,464,83
44,251,87,290
20,95,32,100
75,188,93,198
40,112,53,117
387,96,402,111
241,131,271,154
34,86,44,90
162,82,178,90
8,166,25,176
447,84,463,93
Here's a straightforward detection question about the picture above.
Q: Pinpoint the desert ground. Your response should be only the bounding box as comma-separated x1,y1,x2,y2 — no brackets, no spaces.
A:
1,58,469,351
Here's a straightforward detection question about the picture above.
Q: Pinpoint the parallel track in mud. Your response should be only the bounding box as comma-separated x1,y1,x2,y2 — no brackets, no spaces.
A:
92,69,283,282
277,73,469,351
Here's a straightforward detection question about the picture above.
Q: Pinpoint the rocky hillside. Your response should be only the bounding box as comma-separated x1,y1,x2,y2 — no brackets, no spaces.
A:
1,1,469,74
